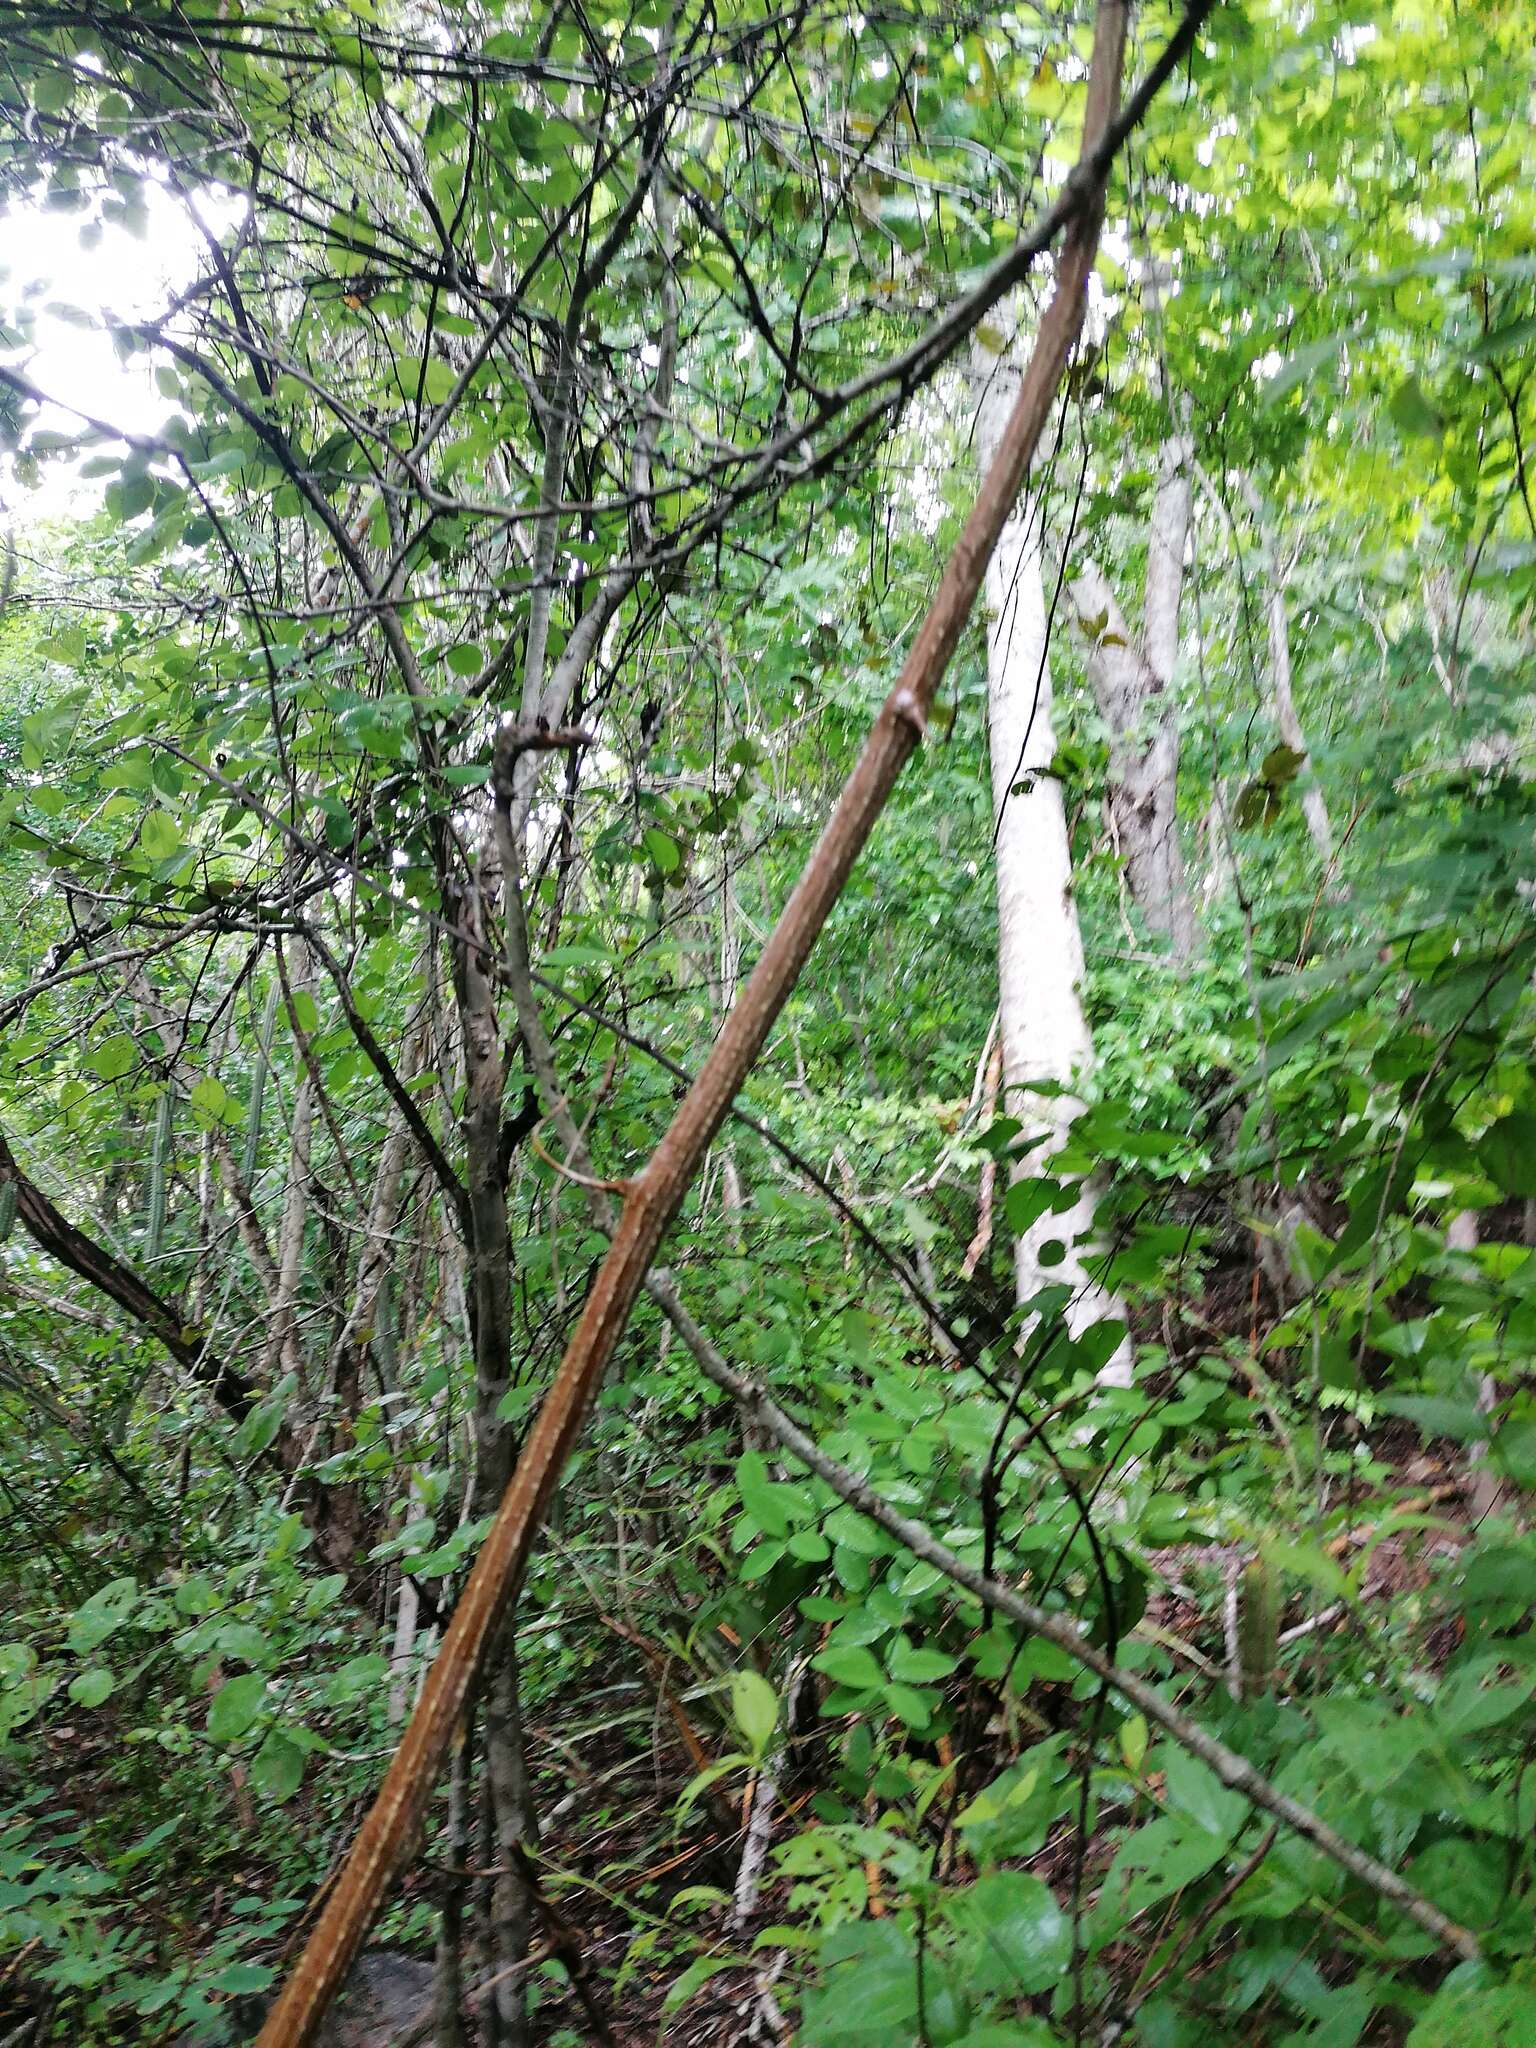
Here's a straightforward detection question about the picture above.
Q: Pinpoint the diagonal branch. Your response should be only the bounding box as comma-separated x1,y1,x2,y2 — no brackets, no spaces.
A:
256,7,1150,2039
298,925,470,1231
505,798,1479,1975
680,1334,1479,1962
0,1124,257,1423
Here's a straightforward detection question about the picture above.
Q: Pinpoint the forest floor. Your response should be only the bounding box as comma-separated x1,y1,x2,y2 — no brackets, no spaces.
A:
2,1258,1484,2046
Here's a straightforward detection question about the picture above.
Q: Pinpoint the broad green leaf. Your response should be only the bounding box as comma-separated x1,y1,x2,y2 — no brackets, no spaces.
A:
729,1670,778,1756
139,809,182,859
210,1963,275,1996
92,1034,136,1081
68,1577,139,1653
250,1728,306,1802
1260,331,1352,404
1478,1114,1536,1198
811,1644,882,1690
944,1870,1070,1994
207,1672,267,1745
69,1668,115,1708
643,826,682,874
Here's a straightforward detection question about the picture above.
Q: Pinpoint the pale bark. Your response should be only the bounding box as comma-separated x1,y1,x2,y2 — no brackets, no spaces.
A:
257,7,1179,2025
1240,477,1334,867
961,1032,1004,1281
1067,435,1198,961
975,334,1131,1377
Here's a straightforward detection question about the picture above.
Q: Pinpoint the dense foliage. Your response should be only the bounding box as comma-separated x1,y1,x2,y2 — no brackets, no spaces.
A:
1,1,1535,2043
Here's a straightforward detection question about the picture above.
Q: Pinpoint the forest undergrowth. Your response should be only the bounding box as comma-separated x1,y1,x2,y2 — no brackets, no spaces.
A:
3,0,1536,2043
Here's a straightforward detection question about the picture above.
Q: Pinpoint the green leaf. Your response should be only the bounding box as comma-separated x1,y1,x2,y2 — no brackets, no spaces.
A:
1096,1813,1230,1932
1378,1394,1487,1445
734,1451,806,1536
210,1963,275,1996
287,989,320,1036
955,1766,1039,1831
951,2028,1056,2048
1120,1713,1148,1773
1161,1746,1246,1842
1407,1970,1536,2045
237,1373,295,1461
418,357,458,403
811,1644,883,1690
729,1670,778,1757
215,1623,270,1666
1315,1698,1430,1794
802,1921,918,2044
1478,1113,1536,1198
139,809,182,859
886,1639,957,1683
1261,1536,1350,1602
1468,313,1536,362
92,1034,136,1081
207,1672,267,1745
944,1871,1070,1994
1458,1545,1536,1611
662,1955,740,2014
643,826,682,874
1260,743,1306,785
885,1682,933,1728
328,1654,390,1703
250,1728,306,1802
69,1668,115,1708
1390,375,1445,441
1260,331,1351,405
115,1818,180,1871
1433,1659,1535,1738
32,70,75,116
1005,1179,1058,1235
68,1577,139,1653
190,1075,239,1128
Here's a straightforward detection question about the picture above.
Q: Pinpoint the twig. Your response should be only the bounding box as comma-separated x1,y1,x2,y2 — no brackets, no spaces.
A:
1109,1825,1280,2034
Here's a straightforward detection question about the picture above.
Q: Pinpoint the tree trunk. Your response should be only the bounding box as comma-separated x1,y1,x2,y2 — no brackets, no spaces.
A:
452,867,534,2048
1067,435,1198,961
257,4,1168,2021
975,333,1131,1377
1241,476,1334,867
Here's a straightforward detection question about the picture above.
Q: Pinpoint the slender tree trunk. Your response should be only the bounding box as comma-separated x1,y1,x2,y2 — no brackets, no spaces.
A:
432,1717,472,2048
452,869,534,2048
1240,476,1334,867
1067,435,1198,960
257,6,1203,2024
975,334,1131,1377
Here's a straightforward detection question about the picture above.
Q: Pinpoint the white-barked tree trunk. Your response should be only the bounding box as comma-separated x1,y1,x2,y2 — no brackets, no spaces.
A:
974,334,1131,1383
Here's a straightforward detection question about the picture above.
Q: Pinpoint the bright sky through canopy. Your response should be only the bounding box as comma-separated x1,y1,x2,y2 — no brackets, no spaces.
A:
1,183,228,519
